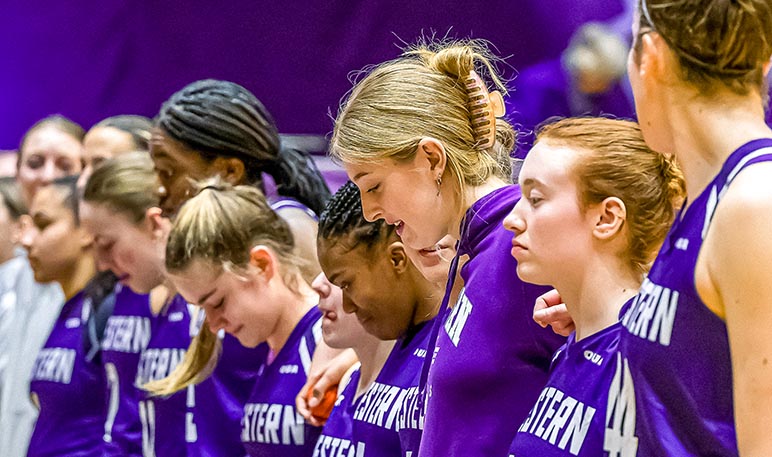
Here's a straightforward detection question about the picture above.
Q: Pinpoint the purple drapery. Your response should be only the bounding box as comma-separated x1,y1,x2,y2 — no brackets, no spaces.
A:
0,0,623,149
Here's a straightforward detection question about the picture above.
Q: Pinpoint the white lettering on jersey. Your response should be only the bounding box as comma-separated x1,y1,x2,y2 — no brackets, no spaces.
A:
102,316,152,353
443,288,473,347
517,386,596,456
242,403,305,445
31,348,76,383
621,278,678,346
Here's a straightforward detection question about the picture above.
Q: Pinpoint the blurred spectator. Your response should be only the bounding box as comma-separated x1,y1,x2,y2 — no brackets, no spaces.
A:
507,22,635,157
0,153,16,178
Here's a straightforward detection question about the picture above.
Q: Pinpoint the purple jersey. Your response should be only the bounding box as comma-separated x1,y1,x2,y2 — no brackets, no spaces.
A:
28,291,108,457
135,294,194,457
101,285,153,456
509,322,624,456
352,318,434,456
419,185,566,457
242,307,323,456
620,139,772,456
200,334,268,456
135,295,267,457
312,369,360,457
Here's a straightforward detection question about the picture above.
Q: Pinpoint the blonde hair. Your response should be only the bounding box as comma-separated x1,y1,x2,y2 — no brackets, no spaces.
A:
331,39,516,207
536,117,685,278
82,152,158,223
145,179,302,395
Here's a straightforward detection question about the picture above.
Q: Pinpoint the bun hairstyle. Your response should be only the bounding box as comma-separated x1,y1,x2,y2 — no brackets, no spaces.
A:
156,79,331,215
636,0,772,94
536,117,685,278
146,178,301,395
331,39,516,205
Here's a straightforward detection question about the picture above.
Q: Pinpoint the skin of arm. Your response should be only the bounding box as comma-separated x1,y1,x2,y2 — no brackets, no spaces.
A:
697,163,772,456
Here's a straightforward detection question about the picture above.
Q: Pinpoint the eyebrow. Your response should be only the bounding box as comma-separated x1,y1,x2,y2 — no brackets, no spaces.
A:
197,288,217,305
351,171,369,182
521,177,546,188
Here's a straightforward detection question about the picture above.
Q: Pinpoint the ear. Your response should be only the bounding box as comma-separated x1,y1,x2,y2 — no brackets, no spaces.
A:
212,157,246,185
417,138,447,177
592,197,627,240
145,207,171,241
639,32,673,85
78,227,94,251
386,241,409,274
249,245,276,281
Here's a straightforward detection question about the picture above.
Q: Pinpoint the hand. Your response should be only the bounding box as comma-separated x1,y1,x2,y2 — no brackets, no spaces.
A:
296,348,357,426
533,289,574,336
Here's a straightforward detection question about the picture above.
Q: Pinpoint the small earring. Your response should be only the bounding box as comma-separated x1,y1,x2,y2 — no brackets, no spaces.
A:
436,176,442,196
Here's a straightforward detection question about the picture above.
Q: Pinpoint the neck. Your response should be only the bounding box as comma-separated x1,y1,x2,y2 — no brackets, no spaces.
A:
407,264,442,326
149,281,177,315
557,255,639,341
353,338,394,397
59,254,96,301
448,176,507,239
267,276,317,355
664,88,772,203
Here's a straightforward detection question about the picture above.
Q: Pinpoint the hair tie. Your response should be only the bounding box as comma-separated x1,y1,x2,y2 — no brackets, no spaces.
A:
464,70,505,151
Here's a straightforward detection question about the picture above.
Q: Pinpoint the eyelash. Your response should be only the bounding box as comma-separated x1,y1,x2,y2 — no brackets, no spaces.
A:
366,184,380,194
212,298,224,310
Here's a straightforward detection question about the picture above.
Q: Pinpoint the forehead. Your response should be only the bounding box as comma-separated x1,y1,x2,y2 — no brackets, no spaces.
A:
23,127,81,157
318,238,373,278
344,159,402,183
170,260,223,295
30,186,69,216
520,140,580,185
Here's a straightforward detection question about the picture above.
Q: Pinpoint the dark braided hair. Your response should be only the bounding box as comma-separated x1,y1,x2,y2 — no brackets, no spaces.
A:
156,79,331,215
318,181,395,251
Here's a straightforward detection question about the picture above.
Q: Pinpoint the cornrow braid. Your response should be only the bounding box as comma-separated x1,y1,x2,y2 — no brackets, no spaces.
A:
318,181,394,251
156,79,331,215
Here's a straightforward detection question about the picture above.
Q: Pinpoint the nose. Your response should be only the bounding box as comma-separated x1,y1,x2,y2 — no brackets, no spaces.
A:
39,159,59,185
311,273,330,299
206,310,228,334
503,199,526,234
18,216,36,251
341,291,358,315
358,191,382,223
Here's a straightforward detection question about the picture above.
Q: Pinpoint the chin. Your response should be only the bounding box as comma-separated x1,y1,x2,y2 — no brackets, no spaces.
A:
235,334,262,348
515,264,547,285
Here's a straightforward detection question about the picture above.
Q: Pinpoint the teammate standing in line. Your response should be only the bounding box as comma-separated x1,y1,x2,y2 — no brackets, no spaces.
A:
78,115,152,188
330,40,565,456
310,271,393,457
317,181,443,455
20,176,106,456
149,79,330,283
153,181,323,456
503,117,683,456
535,1,772,454
83,153,265,456
619,0,772,454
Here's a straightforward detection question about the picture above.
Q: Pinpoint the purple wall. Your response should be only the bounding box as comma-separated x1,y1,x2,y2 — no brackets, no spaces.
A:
0,0,624,149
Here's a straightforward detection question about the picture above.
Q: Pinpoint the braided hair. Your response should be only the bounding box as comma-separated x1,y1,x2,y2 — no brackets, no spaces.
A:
156,79,331,215
318,181,395,251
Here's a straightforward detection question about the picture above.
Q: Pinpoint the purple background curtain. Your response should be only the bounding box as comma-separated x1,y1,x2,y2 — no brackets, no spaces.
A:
0,0,624,150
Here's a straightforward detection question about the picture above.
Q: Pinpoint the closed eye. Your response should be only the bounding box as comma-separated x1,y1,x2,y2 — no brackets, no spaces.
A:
366,184,380,194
